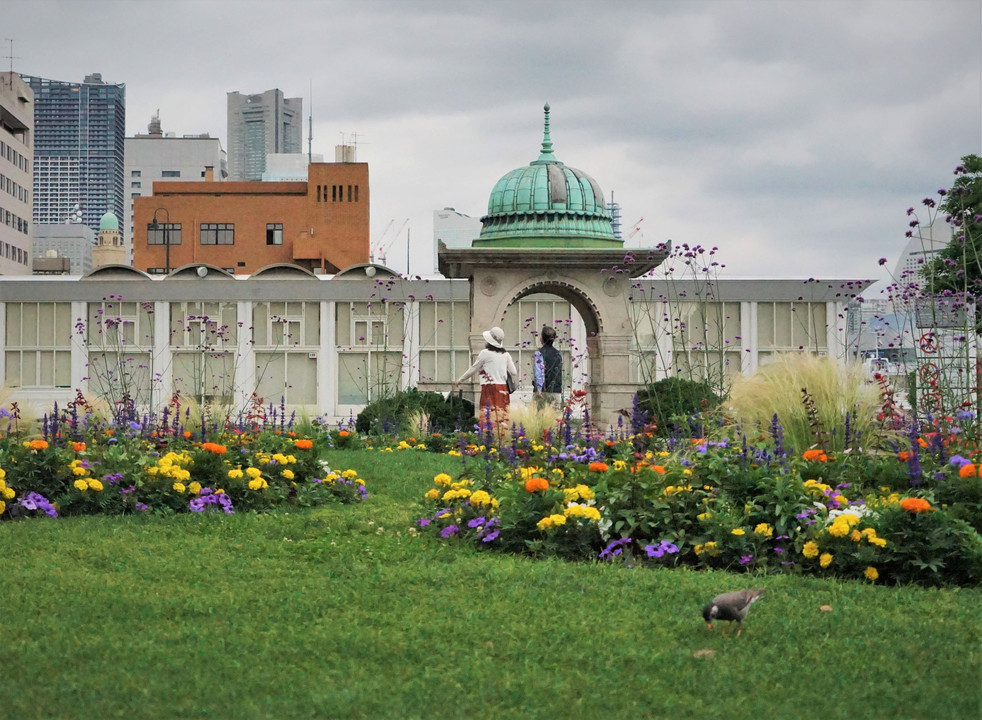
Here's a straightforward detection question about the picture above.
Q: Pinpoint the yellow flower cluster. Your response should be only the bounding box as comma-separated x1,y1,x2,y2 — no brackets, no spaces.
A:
147,451,193,483
820,553,834,568
469,490,494,507
519,467,543,481
248,477,269,491
754,523,774,537
864,566,879,580
612,460,628,471
73,478,103,492
802,541,820,558
826,513,861,538
562,484,595,503
697,512,712,521
803,478,833,497
664,484,693,495
731,528,746,536
70,459,89,477
536,514,567,531
433,473,453,487
442,488,472,502
173,482,186,493
0,475,14,501
694,541,719,556
564,504,601,522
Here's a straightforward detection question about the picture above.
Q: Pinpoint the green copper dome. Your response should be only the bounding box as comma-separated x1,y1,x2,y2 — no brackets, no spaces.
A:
99,211,119,232
474,104,619,248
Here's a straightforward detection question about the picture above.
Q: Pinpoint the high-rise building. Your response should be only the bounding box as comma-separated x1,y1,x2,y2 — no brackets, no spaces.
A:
125,112,227,263
0,72,34,275
227,89,302,181
22,72,125,242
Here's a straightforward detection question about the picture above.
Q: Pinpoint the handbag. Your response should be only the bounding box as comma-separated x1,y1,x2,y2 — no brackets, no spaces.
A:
505,374,516,394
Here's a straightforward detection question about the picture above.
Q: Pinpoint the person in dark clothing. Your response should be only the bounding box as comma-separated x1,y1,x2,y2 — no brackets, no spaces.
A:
533,325,563,409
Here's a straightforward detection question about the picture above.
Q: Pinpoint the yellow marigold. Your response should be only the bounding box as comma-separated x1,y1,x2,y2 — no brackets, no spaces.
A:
819,553,833,568
850,529,862,542
189,481,202,495
753,523,774,537
536,514,567,531
697,512,711,521
245,467,263,479
870,537,887,548
469,490,492,507
248,478,267,491
281,469,295,480
425,488,440,500
612,460,628,471
227,468,244,480
0,475,5,488
564,504,601,522
842,514,861,527
731,528,746,536
864,566,879,581
72,465,88,476
802,541,820,558
694,541,719,556
87,479,103,492
342,469,358,480
73,479,88,491
1,487,13,500
173,482,186,493
0,500,4,514
827,521,850,538
272,453,288,465
832,494,848,507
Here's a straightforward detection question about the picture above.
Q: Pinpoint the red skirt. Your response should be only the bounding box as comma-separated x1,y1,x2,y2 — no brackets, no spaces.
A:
479,383,510,411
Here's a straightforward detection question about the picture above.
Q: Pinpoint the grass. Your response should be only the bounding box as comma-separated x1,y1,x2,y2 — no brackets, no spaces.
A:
1,449,979,720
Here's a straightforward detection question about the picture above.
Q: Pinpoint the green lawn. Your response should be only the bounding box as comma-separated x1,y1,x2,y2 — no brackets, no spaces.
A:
1,449,979,720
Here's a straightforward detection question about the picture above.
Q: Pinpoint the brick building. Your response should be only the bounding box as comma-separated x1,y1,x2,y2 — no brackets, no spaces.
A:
133,162,369,275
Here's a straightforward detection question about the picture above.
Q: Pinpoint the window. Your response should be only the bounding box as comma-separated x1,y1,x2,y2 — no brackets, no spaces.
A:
200,223,234,245
131,181,141,188
266,223,283,245
131,170,141,177
146,222,182,245
161,170,181,178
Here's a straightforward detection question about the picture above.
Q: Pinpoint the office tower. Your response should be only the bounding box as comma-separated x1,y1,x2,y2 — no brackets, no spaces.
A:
22,72,126,241
0,72,33,275
32,224,94,275
227,89,302,181
125,112,227,262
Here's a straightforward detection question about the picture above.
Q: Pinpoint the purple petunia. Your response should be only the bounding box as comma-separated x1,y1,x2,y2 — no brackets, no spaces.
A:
440,524,459,538
643,540,680,558
189,489,234,515
416,517,431,527
599,537,633,561
19,491,58,518
739,554,754,565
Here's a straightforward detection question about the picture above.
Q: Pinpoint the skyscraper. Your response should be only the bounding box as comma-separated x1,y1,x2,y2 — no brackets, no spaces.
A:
227,89,301,181
22,72,126,240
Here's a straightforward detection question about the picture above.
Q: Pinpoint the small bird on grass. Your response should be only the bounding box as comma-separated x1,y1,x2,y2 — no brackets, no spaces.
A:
702,588,767,636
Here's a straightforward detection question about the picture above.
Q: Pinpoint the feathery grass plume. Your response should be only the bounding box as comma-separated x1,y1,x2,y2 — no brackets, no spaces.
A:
406,410,430,438
508,401,562,442
726,353,885,453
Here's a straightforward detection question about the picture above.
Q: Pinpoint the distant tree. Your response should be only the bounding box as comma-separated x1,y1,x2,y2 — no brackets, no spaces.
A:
922,154,982,304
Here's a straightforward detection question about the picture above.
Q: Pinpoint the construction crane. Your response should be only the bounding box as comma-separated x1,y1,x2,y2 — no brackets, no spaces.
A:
625,217,644,244
371,219,408,266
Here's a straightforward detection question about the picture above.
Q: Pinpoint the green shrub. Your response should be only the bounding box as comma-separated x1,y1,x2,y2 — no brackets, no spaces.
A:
635,378,721,436
355,388,474,435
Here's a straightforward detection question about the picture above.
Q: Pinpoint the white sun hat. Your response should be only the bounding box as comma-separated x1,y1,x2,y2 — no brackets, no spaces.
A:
482,326,505,348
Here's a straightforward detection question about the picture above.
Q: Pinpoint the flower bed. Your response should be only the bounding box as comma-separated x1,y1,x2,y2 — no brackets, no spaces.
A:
0,422,366,519
416,427,982,587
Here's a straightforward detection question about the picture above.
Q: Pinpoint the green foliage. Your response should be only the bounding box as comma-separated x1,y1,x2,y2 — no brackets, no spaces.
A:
355,388,475,435
635,377,721,436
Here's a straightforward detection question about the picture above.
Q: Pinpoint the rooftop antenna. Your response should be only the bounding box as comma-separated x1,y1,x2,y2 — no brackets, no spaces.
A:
307,79,313,164
2,39,18,85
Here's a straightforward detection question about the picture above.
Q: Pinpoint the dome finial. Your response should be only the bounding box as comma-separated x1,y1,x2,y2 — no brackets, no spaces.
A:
534,102,557,164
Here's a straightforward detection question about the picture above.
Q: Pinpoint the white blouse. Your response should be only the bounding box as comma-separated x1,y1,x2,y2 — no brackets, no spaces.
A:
457,349,517,385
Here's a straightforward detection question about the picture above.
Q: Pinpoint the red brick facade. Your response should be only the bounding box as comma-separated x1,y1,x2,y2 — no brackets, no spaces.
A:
133,163,369,275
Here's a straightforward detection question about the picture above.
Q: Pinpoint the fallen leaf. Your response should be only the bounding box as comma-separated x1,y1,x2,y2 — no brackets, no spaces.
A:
693,649,716,659
819,605,833,612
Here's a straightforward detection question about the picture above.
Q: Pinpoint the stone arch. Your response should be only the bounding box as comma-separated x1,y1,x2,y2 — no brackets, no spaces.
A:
500,279,603,337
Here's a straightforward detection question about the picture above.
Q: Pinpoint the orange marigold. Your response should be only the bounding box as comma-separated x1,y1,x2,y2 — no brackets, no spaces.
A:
524,477,550,493
73,442,86,453
28,439,49,451
802,449,828,462
201,442,227,454
899,497,933,513
588,461,609,473
897,451,912,462
338,430,350,437
294,439,314,450
958,463,978,478
651,465,667,475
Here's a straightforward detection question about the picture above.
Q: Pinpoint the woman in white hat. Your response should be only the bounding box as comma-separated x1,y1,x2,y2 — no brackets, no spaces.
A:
453,326,517,429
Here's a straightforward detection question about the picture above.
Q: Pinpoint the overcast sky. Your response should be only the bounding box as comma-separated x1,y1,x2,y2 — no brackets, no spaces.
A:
7,0,982,286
